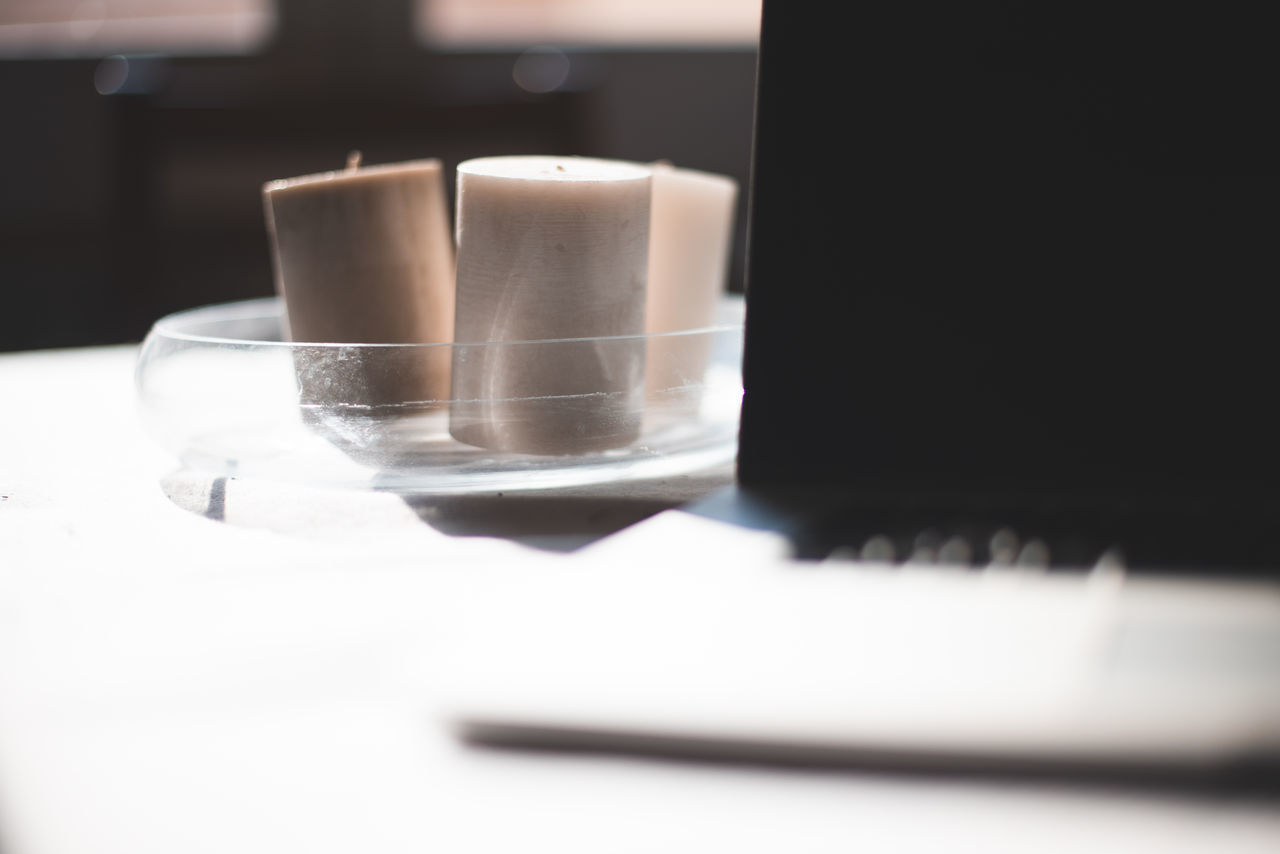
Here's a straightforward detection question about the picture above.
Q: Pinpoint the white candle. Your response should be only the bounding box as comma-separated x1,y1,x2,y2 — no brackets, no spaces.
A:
645,162,739,411
262,153,455,409
449,155,651,455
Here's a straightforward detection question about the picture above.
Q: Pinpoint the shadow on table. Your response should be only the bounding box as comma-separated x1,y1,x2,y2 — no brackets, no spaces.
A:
397,462,735,551
159,465,735,553
399,493,682,553
460,724,1280,799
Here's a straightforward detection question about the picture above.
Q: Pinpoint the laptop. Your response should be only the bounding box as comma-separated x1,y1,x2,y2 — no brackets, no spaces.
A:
430,0,1280,780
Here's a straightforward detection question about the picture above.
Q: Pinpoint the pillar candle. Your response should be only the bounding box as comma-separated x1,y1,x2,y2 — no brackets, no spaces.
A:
644,162,739,412
449,155,651,455
262,153,455,410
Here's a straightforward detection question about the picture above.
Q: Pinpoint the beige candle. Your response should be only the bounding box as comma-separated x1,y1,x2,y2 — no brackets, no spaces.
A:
645,162,738,413
449,155,651,455
262,153,455,410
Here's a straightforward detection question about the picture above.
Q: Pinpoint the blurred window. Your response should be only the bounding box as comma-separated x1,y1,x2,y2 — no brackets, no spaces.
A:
416,0,761,47
0,0,275,57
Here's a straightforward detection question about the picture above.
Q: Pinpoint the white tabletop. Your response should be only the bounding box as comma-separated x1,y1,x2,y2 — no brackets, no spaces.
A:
1,345,1277,854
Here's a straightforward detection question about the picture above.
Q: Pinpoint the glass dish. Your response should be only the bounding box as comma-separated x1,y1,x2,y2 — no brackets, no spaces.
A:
135,295,744,492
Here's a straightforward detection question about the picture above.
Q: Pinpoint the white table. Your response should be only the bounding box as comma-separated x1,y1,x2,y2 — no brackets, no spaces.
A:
2,345,1278,854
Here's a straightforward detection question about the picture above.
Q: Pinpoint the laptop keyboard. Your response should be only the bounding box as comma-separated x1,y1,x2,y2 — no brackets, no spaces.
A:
800,511,1280,578
821,525,1120,572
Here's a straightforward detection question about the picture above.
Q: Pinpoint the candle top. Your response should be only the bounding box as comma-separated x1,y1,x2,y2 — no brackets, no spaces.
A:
650,160,738,195
263,156,443,195
458,155,651,183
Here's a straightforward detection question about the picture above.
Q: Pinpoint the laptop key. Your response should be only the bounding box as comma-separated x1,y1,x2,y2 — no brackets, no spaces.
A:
988,527,1020,565
937,535,973,566
859,534,896,564
909,528,945,563
1016,538,1052,570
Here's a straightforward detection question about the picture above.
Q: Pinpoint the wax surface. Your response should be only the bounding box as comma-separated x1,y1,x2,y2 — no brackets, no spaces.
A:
644,163,738,413
450,155,651,455
263,157,455,408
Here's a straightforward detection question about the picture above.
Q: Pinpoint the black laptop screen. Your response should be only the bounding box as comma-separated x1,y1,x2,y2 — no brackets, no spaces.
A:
738,2,1279,508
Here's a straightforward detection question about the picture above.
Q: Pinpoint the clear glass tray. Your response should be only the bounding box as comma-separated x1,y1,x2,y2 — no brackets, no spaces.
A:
135,295,744,492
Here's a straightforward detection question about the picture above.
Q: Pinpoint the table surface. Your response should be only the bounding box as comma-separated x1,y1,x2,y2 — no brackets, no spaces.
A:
2,344,1278,854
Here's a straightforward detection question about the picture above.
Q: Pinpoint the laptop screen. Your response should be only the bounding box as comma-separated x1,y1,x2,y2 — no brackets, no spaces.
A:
738,2,1280,510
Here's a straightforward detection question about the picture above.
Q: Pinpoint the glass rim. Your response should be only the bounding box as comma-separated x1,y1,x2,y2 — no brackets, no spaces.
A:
150,295,745,349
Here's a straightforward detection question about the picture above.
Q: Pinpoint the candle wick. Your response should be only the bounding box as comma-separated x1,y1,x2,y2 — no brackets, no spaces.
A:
346,150,363,171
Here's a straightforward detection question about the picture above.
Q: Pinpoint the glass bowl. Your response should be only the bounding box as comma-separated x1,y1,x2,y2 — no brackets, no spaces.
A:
135,295,744,492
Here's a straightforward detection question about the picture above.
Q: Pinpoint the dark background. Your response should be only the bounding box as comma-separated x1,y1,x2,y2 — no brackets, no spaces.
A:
0,0,758,352
739,1,1280,515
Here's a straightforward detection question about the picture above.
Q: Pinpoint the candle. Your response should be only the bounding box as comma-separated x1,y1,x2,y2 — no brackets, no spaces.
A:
644,162,739,413
262,153,455,410
449,155,651,455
